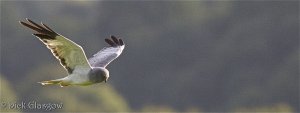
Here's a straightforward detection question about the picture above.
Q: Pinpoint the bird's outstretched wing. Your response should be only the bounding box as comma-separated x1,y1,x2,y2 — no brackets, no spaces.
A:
89,36,125,68
20,18,91,74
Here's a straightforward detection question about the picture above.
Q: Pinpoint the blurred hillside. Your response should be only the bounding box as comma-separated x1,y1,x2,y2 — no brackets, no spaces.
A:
1,1,299,112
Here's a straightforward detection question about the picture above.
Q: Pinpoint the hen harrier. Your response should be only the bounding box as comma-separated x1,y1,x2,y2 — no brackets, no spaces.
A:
20,18,125,87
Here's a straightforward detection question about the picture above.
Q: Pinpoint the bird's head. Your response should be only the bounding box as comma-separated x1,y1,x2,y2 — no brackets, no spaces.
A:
89,67,109,83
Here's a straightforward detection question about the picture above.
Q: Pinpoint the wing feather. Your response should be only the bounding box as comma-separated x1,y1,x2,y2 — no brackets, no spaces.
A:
105,38,116,46
111,35,120,45
89,36,125,68
20,18,91,74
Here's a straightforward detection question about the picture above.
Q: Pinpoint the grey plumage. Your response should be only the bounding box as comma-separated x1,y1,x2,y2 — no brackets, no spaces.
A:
88,67,108,83
89,36,125,68
20,18,125,87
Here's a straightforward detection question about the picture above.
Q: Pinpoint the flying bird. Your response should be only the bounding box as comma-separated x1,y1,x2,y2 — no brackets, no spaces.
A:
19,18,125,87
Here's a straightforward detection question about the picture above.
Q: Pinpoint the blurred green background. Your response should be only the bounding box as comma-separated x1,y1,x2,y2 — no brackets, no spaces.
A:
0,1,299,112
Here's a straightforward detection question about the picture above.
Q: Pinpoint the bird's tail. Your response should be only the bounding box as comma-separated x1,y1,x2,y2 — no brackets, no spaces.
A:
38,79,69,87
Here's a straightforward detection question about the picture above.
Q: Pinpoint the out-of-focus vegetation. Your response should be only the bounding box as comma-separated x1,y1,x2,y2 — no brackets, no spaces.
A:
0,75,20,112
1,1,299,112
16,64,130,112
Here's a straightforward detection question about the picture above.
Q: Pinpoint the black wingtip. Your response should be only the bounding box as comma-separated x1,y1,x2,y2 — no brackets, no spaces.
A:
105,35,124,46
111,35,120,45
119,38,124,45
33,33,54,40
41,22,55,32
105,38,116,46
19,21,25,26
20,18,58,37
20,20,42,32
